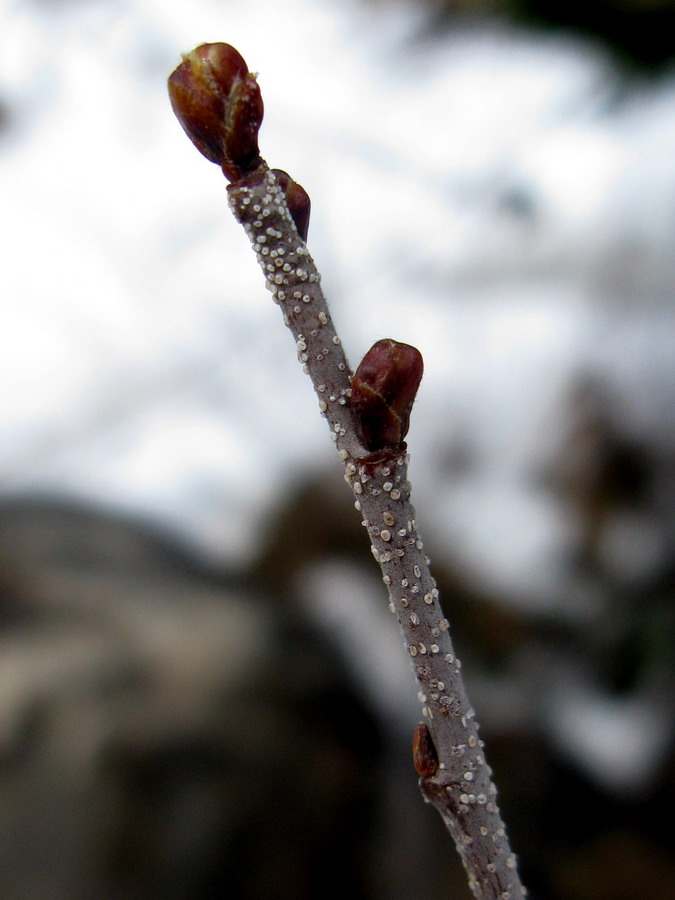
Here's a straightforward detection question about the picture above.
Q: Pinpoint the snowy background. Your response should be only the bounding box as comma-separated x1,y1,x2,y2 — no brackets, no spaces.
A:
1,0,674,897
3,0,672,567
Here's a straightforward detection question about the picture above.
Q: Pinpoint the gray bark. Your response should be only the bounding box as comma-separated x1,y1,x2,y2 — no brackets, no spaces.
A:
228,167,526,900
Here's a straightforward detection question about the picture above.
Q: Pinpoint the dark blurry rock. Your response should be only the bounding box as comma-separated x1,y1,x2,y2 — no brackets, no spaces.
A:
512,0,675,71
411,0,675,70
0,494,420,899
548,375,673,597
2,456,672,900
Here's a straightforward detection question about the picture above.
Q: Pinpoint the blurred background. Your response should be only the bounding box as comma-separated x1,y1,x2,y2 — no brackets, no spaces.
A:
1,0,674,897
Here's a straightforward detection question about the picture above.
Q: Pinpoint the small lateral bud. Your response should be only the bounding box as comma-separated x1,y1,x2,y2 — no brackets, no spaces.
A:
168,42,264,181
413,722,438,778
271,169,311,241
350,339,424,452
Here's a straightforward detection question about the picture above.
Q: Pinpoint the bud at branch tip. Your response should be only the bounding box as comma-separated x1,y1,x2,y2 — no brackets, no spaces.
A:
168,42,264,182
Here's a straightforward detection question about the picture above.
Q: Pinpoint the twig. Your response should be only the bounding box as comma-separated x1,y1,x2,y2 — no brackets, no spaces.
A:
168,43,526,900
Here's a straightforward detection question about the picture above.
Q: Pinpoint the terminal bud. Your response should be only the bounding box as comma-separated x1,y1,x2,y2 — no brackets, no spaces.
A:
168,42,264,181
350,339,423,452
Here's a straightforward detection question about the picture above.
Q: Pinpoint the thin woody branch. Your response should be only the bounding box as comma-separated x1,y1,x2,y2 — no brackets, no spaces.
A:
168,43,526,900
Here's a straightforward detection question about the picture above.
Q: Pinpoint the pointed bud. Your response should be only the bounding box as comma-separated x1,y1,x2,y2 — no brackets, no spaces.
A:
413,723,438,778
350,339,424,452
271,169,311,241
168,42,264,181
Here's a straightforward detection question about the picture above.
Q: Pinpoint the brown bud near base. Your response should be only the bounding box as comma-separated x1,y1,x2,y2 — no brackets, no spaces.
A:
271,169,311,241
168,42,264,182
350,339,424,452
413,723,438,778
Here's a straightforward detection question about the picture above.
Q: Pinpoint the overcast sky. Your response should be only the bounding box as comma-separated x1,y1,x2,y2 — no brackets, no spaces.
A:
2,0,673,593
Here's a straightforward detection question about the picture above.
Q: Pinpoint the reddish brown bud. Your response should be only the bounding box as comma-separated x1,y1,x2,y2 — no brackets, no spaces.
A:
350,339,424,452
168,42,264,181
413,723,438,778
271,169,311,241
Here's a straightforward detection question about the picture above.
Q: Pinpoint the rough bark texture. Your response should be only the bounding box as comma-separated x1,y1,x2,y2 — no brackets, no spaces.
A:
227,168,526,899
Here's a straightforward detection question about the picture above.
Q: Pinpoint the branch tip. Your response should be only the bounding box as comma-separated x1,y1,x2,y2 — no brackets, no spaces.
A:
168,42,264,181
167,43,526,898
